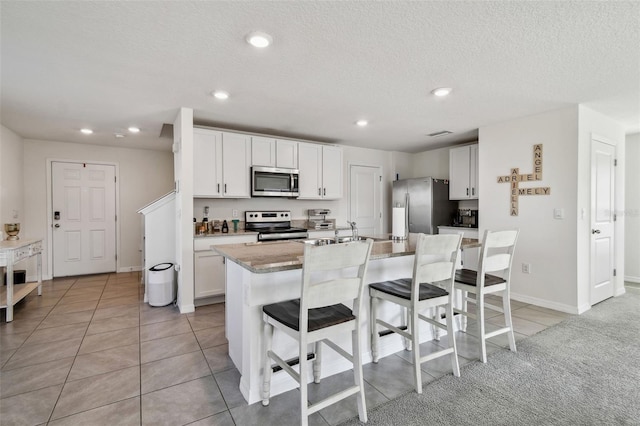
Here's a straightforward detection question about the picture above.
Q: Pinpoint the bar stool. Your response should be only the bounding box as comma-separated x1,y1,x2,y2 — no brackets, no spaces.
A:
453,229,519,363
369,233,462,394
261,239,373,426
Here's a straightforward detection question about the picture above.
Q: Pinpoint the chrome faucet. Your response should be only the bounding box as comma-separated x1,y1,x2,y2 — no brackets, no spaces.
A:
348,221,358,240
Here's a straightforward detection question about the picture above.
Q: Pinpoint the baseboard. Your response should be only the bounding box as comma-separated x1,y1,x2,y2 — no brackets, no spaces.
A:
178,303,195,314
510,292,581,315
614,287,626,297
195,295,225,307
625,275,640,284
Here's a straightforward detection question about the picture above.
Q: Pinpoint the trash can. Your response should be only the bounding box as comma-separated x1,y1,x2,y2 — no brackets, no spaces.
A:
147,263,175,306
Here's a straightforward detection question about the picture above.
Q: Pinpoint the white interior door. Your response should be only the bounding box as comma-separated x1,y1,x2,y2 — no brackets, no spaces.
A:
52,162,116,277
590,139,615,305
349,165,382,236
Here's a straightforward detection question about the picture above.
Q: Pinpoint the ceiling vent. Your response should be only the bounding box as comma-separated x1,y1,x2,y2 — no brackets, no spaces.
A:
427,130,452,137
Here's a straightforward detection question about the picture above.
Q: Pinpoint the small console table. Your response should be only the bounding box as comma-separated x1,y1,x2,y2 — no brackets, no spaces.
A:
0,239,43,322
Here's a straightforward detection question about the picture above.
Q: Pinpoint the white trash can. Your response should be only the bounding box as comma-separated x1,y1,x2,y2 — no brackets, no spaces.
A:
147,263,175,306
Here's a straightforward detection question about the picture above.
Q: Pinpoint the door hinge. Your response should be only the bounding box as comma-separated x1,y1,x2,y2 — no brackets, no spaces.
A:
613,269,617,277
614,159,617,166
379,176,382,182
114,176,117,182
115,215,117,222
614,214,617,222
115,254,118,261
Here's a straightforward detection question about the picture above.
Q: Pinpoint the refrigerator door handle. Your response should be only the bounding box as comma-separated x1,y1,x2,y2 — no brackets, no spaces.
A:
405,192,410,236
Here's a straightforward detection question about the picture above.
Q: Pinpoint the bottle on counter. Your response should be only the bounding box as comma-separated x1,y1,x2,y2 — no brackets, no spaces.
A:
202,217,209,234
221,220,229,233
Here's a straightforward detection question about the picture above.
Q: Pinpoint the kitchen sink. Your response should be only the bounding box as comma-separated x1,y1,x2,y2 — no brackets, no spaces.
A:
299,236,369,246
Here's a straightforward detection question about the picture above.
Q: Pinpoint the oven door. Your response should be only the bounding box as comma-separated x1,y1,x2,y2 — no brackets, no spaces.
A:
252,166,299,197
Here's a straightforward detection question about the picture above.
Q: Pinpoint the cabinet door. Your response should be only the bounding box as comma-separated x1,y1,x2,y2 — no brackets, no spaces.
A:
194,251,225,298
449,145,471,200
276,140,298,169
470,144,479,199
298,142,322,199
322,145,343,199
193,129,223,197
251,136,276,167
221,132,251,198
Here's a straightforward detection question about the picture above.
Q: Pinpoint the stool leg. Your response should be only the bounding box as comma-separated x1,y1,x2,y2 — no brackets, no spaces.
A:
262,320,274,406
446,300,460,377
370,295,380,363
410,307,422,394
477,293,487,363
432,306,441,341
352,326,368,423
403,306,412,351
299,337,310,426
503,290,517,353
313,341,322,383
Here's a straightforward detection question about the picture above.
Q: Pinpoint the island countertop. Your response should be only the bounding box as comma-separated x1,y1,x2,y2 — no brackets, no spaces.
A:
212,234,479,273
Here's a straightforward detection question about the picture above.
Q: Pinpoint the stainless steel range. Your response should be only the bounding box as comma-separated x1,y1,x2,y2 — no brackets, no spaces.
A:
245,211,308,242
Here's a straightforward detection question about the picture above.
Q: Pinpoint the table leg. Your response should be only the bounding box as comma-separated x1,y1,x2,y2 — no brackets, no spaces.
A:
37,252,42,296
6,262,14,322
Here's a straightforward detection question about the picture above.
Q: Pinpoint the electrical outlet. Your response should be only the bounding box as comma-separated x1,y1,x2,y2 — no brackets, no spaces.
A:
522,263,531,274
232,209,239,218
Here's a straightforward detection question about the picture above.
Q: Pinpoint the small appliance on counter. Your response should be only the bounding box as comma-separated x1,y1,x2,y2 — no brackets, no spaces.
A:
307,209,334,230
454,209,478,228
245,211,308,241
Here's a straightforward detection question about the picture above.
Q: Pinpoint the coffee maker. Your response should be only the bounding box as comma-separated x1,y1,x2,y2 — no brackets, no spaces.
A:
456,209,478,228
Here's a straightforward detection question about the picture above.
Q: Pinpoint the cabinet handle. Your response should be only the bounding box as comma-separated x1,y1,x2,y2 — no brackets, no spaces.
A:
466,188,469,196
224,184,227,193
318,188,321,196
323,188,326,196
472,188,475,196
217,183,220,193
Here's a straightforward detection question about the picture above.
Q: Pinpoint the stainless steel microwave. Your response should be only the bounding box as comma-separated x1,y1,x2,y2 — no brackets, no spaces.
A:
251,166,299,197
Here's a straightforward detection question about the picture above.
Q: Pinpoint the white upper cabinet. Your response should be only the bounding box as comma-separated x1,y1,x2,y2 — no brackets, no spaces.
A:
449,144,479,200
276,139,298,169
251,136,276,167
193,128,251,198
251,137,298,169
298,143,342,199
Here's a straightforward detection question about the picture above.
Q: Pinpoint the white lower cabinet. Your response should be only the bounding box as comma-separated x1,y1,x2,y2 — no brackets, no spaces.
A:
194,234,257,300
194,251,225,299
438,226,480,271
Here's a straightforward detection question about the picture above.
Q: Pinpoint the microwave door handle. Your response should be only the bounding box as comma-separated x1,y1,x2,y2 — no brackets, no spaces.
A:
291,174,294,191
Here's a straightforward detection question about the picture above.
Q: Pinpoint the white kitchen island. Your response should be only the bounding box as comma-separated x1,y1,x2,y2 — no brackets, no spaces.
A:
213,235,479,404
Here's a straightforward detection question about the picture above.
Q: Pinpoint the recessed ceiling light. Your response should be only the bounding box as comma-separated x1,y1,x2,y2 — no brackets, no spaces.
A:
212,90,229,100
246,31,272,48
356,120,368,127
80,128,93,134
431,87,452,97
128,127,140,133
114,133,125,138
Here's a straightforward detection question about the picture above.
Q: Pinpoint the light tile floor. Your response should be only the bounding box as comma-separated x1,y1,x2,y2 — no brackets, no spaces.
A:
2,272,614,425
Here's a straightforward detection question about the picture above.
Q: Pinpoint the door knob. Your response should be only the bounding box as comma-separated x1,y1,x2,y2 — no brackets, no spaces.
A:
54,224,60,228
591,229,600,234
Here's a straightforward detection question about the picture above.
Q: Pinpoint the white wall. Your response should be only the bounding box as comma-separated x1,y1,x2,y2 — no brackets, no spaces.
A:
479,107,581,313
409,145,451,179
625,132,640,282
0,125,24,237
577,105,627,307
23,138,174,278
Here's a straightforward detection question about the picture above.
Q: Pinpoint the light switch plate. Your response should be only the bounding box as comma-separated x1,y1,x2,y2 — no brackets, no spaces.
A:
553,208,565,219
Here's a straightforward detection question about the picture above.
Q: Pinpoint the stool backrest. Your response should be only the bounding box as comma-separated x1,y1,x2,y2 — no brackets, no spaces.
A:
301,239,374,311
477,229,519,285
412,233,462,297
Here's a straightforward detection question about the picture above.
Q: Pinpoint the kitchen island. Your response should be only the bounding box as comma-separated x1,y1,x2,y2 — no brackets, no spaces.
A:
213,235,479,404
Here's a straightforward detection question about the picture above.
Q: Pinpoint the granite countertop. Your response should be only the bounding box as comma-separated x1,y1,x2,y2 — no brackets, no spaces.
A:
212,234,480,273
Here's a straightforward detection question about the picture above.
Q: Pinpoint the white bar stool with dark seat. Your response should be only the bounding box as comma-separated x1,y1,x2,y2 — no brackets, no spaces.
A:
261,239,373,426
369,233,462,394
453,229,519,363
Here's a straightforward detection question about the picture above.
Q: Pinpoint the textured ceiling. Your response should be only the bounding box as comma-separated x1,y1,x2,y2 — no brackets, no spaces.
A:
1,1,639,153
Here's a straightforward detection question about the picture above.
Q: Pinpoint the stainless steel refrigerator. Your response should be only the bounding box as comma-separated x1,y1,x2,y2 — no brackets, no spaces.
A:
392,177,457,234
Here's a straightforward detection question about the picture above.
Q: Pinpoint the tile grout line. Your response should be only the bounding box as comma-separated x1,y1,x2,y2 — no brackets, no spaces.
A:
46,276,107,424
